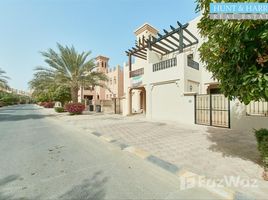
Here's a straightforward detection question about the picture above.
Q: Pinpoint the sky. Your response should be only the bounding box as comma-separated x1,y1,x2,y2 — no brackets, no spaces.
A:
0,0,199,91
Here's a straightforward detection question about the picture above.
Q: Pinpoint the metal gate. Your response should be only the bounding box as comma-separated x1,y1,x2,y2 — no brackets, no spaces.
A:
195,94,230,128
113,98,122,114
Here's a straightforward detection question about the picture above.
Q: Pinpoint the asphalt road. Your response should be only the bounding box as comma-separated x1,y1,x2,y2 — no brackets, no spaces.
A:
0,104,220,200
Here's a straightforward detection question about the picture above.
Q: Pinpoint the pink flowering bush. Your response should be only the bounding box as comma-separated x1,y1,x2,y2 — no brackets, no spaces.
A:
64,103,85,115
44,102,55,108
39,102,47,107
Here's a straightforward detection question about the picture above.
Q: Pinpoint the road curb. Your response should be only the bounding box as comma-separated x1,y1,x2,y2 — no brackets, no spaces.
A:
53,121,252,200
99,135,116,143
91,133,252,200
123,146,150,159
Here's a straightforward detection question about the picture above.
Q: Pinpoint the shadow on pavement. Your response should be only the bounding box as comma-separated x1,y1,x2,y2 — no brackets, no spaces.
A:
0,114,54,122
0,174,39,200
0,172,107,200
0,105,40,111
0,108,42,111
0,175,20,187
59,171,108,200
0,175,20,200
206,127,261,164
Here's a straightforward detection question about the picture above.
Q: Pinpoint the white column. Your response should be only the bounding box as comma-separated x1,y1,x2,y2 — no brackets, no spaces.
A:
124,88,132,116
136,90,141,112
145,84,153,119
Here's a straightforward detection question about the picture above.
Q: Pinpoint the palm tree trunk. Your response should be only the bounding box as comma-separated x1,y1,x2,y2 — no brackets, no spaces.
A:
71,86,79,103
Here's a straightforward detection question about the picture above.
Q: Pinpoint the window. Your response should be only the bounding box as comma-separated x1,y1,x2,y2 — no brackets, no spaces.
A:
110,78,112,85
187,54,193,60
187,80,199,93
187,54,199,70
114,76,116,84
101,61,104,68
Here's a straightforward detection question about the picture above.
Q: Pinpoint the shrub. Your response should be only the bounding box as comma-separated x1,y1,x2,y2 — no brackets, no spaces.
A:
44,102,55,108
255,129,268,168
1,95,19,105
54,107,65,113
64,103,85,115
40,102,47,107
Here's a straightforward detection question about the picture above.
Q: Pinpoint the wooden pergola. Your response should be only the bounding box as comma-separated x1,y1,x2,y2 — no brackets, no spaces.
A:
125,21,198,71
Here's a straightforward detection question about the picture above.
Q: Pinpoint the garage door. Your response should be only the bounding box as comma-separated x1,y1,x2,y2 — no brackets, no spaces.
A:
151,83,180,120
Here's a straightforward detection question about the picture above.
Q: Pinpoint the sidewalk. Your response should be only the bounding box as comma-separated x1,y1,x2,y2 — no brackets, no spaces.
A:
41,107,268,199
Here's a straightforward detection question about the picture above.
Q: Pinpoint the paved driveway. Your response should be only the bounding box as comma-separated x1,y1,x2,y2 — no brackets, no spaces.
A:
53,111,268,199
0,105,223,200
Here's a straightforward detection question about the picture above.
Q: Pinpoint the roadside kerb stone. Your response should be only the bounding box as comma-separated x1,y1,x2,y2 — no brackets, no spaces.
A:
91,131,102,137
37,108,258,200
123,146,150,159
111,140,130,150
99,135,116,143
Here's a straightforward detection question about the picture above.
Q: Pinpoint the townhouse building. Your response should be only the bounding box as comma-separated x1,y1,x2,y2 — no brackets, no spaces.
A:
78,55,124,111
123,16,268,131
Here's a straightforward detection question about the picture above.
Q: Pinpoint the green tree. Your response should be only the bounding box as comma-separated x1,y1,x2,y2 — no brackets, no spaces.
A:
32,90,52,103
0,68,9,89
0,92,20,105
52,85,71,105
30,43,107,103
29,70,55,102
30,83,71,105
196,0,268,104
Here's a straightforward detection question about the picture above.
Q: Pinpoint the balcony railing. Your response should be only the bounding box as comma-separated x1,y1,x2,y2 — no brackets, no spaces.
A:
130,68,144,78
187,58,199,70
152,57,177,72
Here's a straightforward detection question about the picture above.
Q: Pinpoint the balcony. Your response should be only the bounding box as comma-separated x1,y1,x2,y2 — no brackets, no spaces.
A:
130,68,144,78
152,57,177,72
187,58,199,70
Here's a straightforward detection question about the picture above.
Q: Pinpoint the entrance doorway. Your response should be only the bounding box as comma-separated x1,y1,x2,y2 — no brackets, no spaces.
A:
129,87,146,115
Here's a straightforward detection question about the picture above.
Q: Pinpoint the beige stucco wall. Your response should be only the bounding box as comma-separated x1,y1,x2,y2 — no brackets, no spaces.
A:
131,90,141,113
78,56,124,105
123,15,203,123
148,81,195,124
123,15,268,129
230,100,268,131
123,15,212,122
106,65,124,99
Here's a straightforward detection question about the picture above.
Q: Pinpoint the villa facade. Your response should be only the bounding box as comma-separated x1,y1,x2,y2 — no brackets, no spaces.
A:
122,16,268,131
78,55,124,111
0,86,31,96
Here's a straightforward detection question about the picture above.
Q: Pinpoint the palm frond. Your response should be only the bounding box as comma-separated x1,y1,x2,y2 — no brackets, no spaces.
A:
0,68,10,88
30,44,104,102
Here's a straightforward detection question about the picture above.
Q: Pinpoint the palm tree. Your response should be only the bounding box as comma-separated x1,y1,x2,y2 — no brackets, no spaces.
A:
30,43,107,103
0,68,9,89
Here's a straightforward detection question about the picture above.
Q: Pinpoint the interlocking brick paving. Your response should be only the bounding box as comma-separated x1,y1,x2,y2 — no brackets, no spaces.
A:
42,109,267,199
